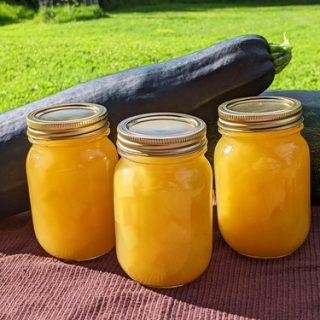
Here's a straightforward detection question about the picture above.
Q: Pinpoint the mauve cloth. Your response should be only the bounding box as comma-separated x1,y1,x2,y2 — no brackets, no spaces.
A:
0,209,319,320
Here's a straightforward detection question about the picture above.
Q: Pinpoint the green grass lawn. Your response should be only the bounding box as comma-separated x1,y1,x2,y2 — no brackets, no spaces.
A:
1,2,320,112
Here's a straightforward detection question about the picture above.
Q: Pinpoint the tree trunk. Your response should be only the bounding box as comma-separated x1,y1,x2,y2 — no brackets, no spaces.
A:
98,0,109,11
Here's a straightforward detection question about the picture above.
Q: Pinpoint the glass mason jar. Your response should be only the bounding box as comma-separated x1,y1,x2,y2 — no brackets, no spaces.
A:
114,113,213,288
214,96,311,258
26,103,118,261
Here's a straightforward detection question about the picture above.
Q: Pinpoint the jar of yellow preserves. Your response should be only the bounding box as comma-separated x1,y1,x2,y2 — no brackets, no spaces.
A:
26,103,118,261
114,113,213,288
214,96,310,258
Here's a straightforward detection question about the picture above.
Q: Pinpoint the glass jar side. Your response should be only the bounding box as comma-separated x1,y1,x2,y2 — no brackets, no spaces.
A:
114,150,213,287
26,133,118,261
214,125,311,258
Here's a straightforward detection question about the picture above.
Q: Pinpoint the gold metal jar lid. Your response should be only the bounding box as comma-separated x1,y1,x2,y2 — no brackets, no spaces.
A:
218,96,303,132
117,113,207,157
27,103,109,141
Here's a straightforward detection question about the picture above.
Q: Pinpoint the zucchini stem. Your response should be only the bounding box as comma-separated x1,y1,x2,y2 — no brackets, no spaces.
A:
269,33,292,74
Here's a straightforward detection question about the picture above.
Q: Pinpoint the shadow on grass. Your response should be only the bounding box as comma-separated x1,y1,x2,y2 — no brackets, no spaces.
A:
111,0,320,14
0,14,18,26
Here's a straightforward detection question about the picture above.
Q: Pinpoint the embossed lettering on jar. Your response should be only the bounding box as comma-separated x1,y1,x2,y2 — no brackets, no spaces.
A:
26,103,118,261
114,113,213,288
214,96,311,258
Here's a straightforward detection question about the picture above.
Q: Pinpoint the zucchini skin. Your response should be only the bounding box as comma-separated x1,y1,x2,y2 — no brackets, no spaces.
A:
0,35,277,218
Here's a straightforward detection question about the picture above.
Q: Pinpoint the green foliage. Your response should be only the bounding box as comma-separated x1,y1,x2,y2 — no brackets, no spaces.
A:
0,1,34,25
37,5,107,23
0,2,320,112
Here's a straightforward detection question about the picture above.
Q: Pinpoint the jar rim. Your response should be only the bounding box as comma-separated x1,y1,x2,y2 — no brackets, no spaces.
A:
218,96,303,132
117,113,207,157
26,103,110,141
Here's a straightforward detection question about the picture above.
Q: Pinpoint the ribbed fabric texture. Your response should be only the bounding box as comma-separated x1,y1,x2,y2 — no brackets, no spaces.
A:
0,209,319,320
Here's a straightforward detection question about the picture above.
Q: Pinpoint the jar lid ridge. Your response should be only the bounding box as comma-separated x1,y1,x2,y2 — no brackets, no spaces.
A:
218,96,303,132
27,103,109,141
117,113,207,157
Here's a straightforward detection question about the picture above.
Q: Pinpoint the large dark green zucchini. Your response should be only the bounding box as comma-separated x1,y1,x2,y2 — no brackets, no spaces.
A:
0,34,292,218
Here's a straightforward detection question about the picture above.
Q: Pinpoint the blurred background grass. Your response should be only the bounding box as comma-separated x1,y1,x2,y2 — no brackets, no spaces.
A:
0,0,319,112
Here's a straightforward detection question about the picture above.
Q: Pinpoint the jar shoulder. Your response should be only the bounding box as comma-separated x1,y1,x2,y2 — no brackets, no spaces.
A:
27,136,118,168
215,133,309,154
214,133,310,171
115,155,212,182
116,154,211,169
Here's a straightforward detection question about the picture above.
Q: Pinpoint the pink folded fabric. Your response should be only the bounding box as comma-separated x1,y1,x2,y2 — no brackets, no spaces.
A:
1,209,319,320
